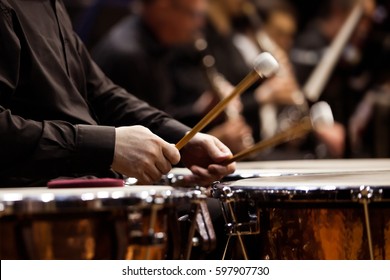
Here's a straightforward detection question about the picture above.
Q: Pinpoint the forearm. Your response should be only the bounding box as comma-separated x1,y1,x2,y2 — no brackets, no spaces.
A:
0,107,115,183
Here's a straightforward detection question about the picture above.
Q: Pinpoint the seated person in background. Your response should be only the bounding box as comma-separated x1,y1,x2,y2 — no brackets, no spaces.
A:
231,0,303,140
291,0,377,157
259,0,297,53
349,60,390,158
92,0,253,154
205,0,340,159
0,0,235,187
169,0,300,149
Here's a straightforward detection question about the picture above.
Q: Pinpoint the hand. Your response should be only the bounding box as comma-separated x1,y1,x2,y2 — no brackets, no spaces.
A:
112,126,180,184
349,91,375,150
207,118,253,154
255,46,303,106
180,133,236,186
315,122,346,158
255,75,300,105
193,90,220,116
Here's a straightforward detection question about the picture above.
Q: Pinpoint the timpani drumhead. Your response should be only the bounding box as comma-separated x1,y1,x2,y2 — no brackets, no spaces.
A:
169,159,390,184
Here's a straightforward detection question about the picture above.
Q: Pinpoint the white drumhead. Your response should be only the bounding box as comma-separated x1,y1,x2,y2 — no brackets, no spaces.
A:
229,171,390,189
236,159,390,173
170,159,390,179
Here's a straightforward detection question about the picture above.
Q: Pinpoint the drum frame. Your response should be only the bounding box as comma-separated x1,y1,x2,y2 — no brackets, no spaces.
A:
212,181,390,260
0,187,206,260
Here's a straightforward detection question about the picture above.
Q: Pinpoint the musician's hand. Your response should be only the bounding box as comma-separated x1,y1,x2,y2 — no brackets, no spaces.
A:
207,118,253,154
193,90,220,116
112,126,180,184
315,122,346,158
255,75,300,105
194,90,243,116
255,43,303,105
349,91,375,150
180,133,236,186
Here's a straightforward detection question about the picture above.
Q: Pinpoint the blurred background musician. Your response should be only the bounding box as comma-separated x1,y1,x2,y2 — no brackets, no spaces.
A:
290,0,377,157
231,0,307,155
213,0,345,159
203,0,301,142
347,0,390,157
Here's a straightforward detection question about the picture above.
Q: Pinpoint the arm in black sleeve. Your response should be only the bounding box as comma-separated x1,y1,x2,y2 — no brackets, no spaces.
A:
0,10,115,185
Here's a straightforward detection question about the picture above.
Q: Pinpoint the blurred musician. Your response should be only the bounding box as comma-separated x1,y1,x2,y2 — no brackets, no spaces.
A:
291,0,377,157
232,0,303,140
260,0,297,53
93,0,253,154
207,0,344,159
348,0,390,157
200,0,304,149
0,0,235,187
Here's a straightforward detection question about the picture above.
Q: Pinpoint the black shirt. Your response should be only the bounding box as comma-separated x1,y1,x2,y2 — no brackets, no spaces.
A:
0,0,189,187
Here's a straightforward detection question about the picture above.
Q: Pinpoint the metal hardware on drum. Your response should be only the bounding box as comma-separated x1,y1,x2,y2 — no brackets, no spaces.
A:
353,185,379,261
179,190,217,260
125,174,217,259
213,185,259,260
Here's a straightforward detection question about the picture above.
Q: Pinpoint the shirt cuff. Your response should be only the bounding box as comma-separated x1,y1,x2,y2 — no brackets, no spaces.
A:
76,124,115,170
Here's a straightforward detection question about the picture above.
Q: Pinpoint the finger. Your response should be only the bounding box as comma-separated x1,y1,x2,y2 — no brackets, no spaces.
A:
138,165,163,185
187,161,236,186
162,143,181,165
208,138,233,162
155,156,173,175
208,162,236,176
136,172,153,185
181,173,201,186
189,165,217,185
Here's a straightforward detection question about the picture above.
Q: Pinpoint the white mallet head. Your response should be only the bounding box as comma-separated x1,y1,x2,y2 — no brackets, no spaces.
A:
253,52,280,78
310,101,334,130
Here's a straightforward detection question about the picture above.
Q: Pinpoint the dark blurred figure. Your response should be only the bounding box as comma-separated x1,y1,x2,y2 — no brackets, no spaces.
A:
291,0,377,157
349,0,390,157
63,0,133,49
229,0,346,159
204,0,302,145
256,0,297,52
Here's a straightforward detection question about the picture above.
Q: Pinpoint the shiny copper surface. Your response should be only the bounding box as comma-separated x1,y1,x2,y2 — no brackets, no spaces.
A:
0,186,196,260
214,173,390,260
0,209,169,259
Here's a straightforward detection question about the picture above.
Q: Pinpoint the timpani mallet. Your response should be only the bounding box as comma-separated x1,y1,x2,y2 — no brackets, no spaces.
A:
224,101,335,164
175,52,279,150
